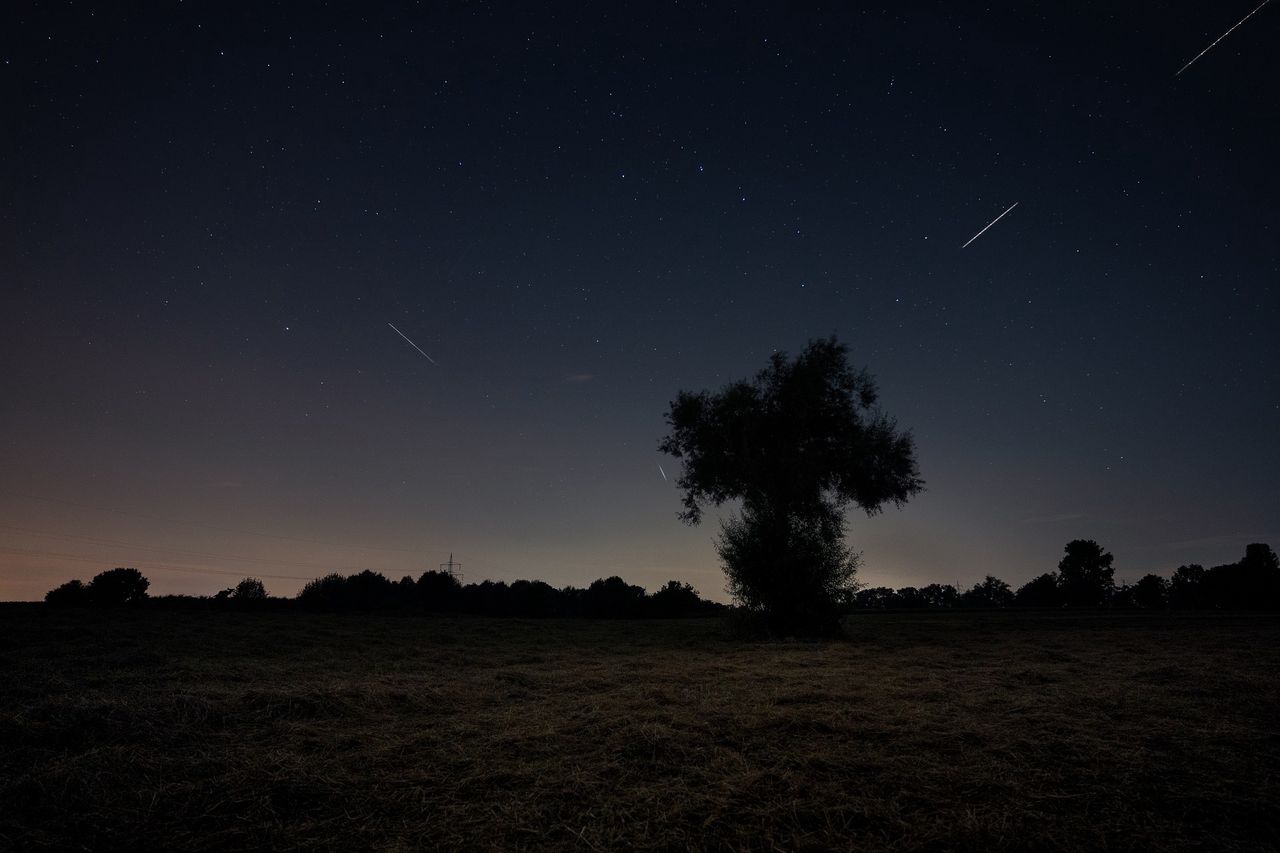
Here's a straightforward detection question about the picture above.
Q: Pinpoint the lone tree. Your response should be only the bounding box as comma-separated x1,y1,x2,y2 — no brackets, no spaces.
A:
659,336,923,635
87,567,150,606
232,577,268,600
1056,539,1115,606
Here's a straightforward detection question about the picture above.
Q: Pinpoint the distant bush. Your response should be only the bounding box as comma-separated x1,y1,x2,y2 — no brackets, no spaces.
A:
232,577,268,600
88,568,149,606
44,579,90,607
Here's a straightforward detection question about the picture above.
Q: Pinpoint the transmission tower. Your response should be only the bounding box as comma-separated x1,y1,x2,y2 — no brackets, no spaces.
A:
439,552,463,584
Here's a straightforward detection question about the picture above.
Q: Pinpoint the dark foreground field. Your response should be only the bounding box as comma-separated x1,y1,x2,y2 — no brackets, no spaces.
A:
2,608,1278,851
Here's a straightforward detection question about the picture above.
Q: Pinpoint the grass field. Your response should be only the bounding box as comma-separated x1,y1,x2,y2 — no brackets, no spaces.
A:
2,607,1278,851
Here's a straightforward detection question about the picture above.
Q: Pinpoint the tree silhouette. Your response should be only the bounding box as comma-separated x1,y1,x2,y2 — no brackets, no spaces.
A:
583,576,647,618
1197,544,1280,610
1057,540,1115,606
87,567,150,606
659,336,922,635
1243,542,1280,573
960,575,1013,608
1234,543,1280,609
508,579,562,617
715,506,861,631
852,587,898,609
1132,573,1168,609
1015,572,1060,607
649,580,706,617
417,569,462,611
1169,564,1206,608
298,573,348,609
232,577,268,600
895,586,927,609
919,583,959,609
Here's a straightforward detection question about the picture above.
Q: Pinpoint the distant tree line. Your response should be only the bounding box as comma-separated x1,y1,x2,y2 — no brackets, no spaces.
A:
43,567,724,619
41,540,1280,616
850,540,1280,612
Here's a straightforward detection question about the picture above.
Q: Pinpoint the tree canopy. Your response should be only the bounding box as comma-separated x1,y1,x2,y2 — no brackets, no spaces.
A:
659,336,922,634
1057,540,1115,606
87,567,149,606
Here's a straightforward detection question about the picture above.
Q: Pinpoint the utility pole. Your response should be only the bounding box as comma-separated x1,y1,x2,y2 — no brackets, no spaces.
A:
439,552,463,584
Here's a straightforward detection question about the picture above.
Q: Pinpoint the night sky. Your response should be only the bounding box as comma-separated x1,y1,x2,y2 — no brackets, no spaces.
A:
3,2,1277,601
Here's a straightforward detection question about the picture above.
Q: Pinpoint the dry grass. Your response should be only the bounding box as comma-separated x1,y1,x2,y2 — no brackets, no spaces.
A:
1,607,1277,851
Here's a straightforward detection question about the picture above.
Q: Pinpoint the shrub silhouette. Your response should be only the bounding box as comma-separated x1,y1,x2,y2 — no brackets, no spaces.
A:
88,568,150,606
660,336,922,636
45,579,90,606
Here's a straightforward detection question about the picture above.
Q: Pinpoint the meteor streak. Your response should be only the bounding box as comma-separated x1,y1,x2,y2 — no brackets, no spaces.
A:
387,323,437,364
658,464,668,481
1176,0,1273,77
962,202,1019,249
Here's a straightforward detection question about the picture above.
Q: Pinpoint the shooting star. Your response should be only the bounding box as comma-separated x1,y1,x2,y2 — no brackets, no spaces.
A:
658,463,668,481
1176,0,1273,77
962,201,1019,249
387,323,437,364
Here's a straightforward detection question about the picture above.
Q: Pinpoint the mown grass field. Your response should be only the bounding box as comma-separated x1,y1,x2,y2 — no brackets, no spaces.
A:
2,607,1277,851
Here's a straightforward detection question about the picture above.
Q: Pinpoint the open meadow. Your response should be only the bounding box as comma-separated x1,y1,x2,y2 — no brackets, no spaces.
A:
2,607,1278,851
